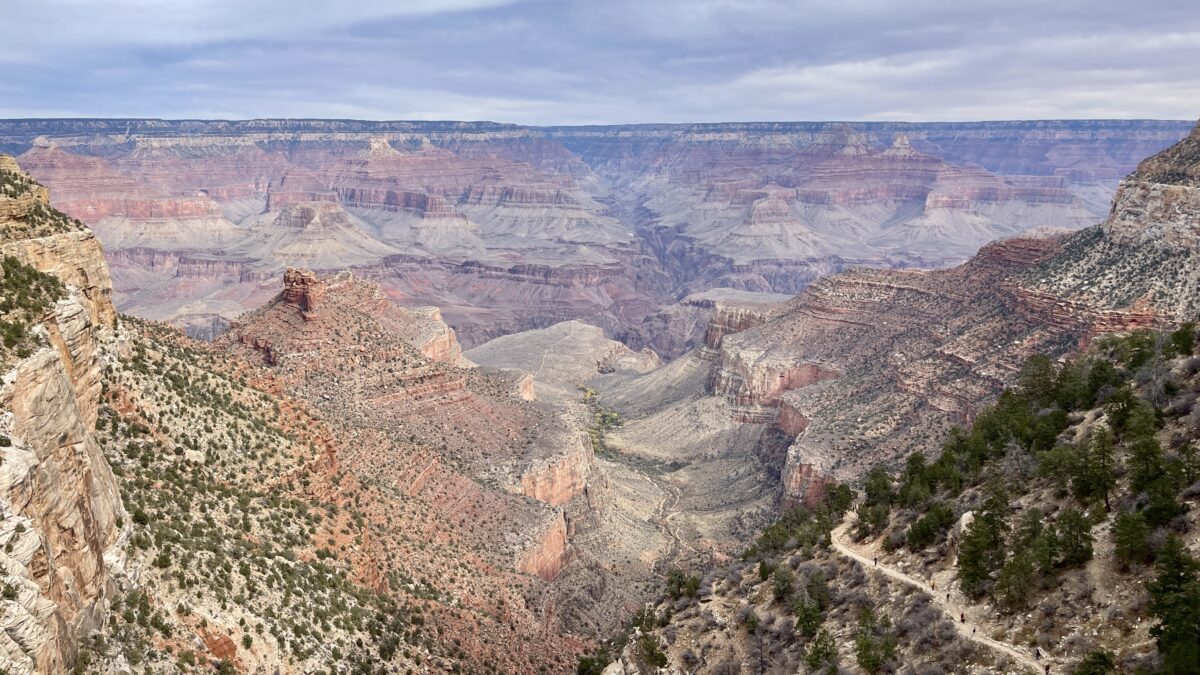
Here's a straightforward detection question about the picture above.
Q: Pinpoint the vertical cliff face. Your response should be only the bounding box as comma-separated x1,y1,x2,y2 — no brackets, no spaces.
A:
0,156,126,673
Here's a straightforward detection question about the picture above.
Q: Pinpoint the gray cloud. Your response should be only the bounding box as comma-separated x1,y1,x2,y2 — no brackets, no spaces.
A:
0,0,1197,123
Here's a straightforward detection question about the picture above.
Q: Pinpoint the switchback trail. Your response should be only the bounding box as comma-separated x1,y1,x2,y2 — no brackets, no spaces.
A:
830,519,1048,674
631,468,695,575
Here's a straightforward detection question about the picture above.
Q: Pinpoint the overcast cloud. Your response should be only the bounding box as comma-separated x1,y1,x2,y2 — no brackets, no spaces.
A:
0,0,1197,123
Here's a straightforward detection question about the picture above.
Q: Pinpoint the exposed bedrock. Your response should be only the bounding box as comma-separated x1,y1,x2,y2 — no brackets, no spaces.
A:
710,355,842,410
518,513,571,581
0,158,127,673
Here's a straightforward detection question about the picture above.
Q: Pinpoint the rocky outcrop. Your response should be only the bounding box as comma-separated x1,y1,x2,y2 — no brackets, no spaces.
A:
408,306,466,364
0,157,126,673
517,512,570,581
1128,118,1200,187
1029,118,1200,322
775,400,810,436
519,434,593,507
280,267,325,315
779,460,830,510
618,288,791,359
221,270,630,636
711,356,841,410
697,122,1200,505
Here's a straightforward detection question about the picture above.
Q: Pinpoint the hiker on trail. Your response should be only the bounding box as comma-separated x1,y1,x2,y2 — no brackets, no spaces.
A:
873,556,878,567
972,627,975,635
1045,666,1050,675
946,591,950,601
931,581,936,590
1035,648,1041,661
960,612,965,623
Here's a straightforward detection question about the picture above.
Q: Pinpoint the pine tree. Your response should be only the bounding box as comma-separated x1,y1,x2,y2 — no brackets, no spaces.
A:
1030,527,1060,579
793,599,822,638
1105,385,1139,436
853,607,897,673
1088,428,1117,510
1071,650,1116,675
1112,511,1150,571
1169,322,1196,356
1143,475,1185,527
806,570,830,611
1147,536,1200,674
1124,399,1159,441
993,552,1035,609
1178,444,1199,485
957,521,993,596
1056,508,1093,567
1038,443,1080,494
1019,354,1058,405
1085,359,1121,407
978,474,1010,552
1014,507,1045,548
772,566,794,601
1129,435,1166,494
805,627,838,671
1054,358,1090,411
864,465,895,507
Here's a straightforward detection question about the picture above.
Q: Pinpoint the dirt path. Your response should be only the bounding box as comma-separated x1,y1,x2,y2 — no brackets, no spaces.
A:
631,468,695,571
655,477,697,556
830,520,1049,674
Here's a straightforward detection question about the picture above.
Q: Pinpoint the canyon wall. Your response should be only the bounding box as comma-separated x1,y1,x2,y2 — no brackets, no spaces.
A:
1029,119,1200,320
1,119,1190,350
0,156,126,673
684,119,1200,506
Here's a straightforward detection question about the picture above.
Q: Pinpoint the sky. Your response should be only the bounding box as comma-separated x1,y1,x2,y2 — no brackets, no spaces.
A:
0,0,1198,125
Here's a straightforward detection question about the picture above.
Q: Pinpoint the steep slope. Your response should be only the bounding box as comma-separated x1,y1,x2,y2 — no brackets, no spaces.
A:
0,156,126,673
583,120,1200,675
220,268,694,647
1030,119,1200,320
617,288,793,360
617,327,1200,674
0,154,680,674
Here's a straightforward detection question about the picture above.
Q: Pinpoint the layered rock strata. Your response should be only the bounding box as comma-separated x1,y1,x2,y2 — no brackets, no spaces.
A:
3,119,1190,350
0,156,126,674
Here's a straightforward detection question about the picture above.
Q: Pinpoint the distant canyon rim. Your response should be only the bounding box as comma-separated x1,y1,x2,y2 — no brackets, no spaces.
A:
1,118,1191,354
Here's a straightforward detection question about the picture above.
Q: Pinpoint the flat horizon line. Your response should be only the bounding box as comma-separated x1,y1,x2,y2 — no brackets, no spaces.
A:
0,116,1194,128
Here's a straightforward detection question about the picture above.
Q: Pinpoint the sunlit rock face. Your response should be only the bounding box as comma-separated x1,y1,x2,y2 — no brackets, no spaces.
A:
2,118,1190,349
